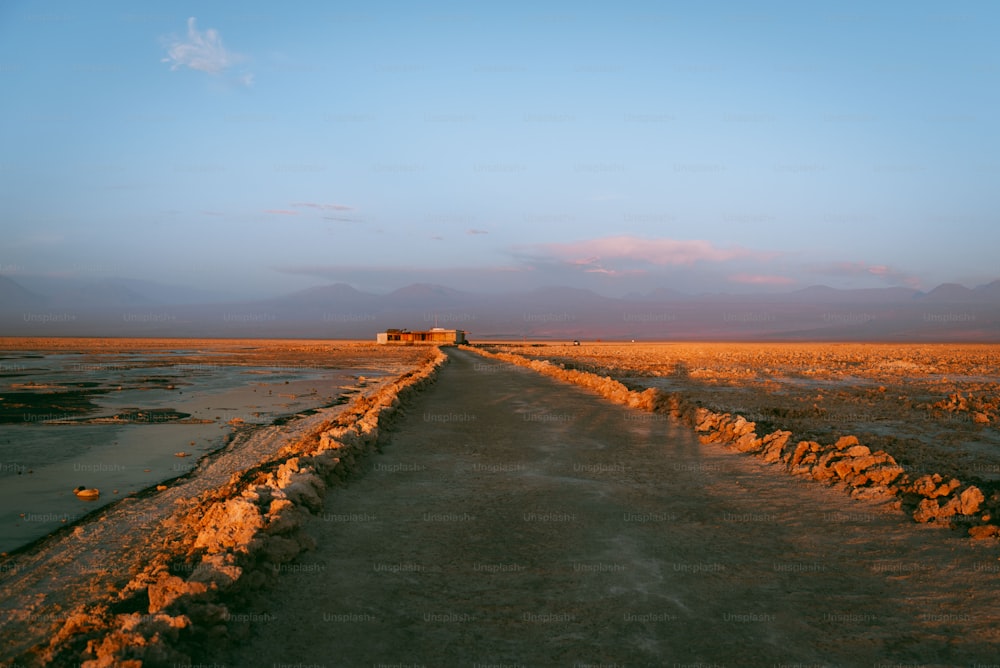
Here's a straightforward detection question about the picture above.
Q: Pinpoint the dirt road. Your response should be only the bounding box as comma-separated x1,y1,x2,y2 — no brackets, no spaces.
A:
205,348,1000,666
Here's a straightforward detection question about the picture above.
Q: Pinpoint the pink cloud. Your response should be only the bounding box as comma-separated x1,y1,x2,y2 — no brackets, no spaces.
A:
820,261,922,288
264,209,299,215
728,273,796,286
524,235,772,268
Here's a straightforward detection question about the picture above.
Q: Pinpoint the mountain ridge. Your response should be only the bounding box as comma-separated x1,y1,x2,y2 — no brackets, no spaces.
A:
2,274,998,341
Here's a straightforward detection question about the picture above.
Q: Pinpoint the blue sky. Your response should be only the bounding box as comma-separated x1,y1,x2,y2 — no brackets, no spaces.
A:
1,0,998,298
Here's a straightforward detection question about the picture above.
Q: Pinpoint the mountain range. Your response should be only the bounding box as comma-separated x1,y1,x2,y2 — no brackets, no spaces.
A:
2,275,999,341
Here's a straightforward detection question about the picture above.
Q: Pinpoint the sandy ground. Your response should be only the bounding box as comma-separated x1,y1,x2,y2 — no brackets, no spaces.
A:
197,348,1000,666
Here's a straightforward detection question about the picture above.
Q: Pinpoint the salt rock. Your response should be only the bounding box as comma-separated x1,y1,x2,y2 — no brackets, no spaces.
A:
276,458,305,486
193,497,265,555
760,431,792,463
834,435,860,450
147,574,209,613
265,499,302,535
695,410,721,432
730,416,756,437
811,463,838,482
789,441,820,467
842,445,872,458
832,459,858,481
815,449,845,471
119,611,190,636
913,496,962,523
938,478,962,498
83,619,191,668
307,451,341,477
261,534,304,564
910,474,942,497
189,554,242,588
969,525,1000,540
858,459,905,487
734,432,762,453
281,472,325,511
910,474,959,499
959,486,985,515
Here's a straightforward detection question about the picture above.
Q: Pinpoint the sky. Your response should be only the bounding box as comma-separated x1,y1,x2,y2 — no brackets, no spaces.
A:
1,0,998,299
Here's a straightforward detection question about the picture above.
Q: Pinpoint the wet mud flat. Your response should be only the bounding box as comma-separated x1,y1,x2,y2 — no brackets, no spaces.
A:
0,343,444,667
0,338,431,553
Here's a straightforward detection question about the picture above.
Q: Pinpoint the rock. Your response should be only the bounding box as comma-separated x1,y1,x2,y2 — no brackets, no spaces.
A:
789,441,814,467
730,416,757,437
733,432,762,453
842,445,872,458
910,474,959,498
193,498,265,555
815,449,845,471
913,496,963,523
147,575,208,613
969,525,1000,540
973,412,990,424
695,410,722,432
832,459,857,481
260,534,304,564
857,456,905,486
811,463,838,482
189,554,242,588
280,472,325,512
760,431,791,463
938,478,962,498
910,474,940,497
913,498,940,523
959,486,986,515
265,499,302,535
833,435,860,450
306,451,341,478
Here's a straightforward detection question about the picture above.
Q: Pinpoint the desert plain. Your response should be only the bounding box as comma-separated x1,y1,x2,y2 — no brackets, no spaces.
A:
1,338,999,666
485,341,1000,487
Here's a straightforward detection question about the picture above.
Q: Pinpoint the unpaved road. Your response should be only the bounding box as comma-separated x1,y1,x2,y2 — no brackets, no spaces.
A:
204,348,1000,666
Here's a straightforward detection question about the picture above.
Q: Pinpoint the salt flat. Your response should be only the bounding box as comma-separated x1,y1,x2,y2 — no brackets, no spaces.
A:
203,347,1000,666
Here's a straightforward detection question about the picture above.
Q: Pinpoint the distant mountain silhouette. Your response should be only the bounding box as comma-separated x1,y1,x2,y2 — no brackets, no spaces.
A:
271,283,378,307
780,285,921,303
1,275,998,341
382,283,479,307
919,283,976,302
0,275,45,308
624,287,690,302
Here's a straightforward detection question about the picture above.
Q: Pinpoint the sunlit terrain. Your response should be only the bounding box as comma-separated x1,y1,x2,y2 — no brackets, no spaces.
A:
482,342,1000,485
0,338,429,553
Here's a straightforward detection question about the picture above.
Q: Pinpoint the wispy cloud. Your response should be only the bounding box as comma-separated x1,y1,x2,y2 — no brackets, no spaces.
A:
467,229,489,235
263,209,299,216
162,17,250,83
816,261,922,288
519,235,773,269
291,202,354,211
